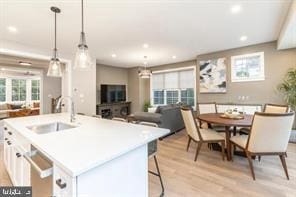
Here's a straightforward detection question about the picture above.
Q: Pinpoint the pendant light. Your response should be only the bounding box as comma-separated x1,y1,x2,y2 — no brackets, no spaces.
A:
138,56,152,79
47,7,62,77
74,0,92,70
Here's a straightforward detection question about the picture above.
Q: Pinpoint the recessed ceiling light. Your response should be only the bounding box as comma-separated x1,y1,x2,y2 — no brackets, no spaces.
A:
240,35,248,41
111,54,117,58
172,55,177,59
19,61,32,66
231,5,241,14
7,26,17,33
143,44,149,48
1,68,6,71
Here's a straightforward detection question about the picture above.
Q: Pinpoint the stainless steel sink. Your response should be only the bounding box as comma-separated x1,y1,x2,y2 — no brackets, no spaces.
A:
27,122,77,134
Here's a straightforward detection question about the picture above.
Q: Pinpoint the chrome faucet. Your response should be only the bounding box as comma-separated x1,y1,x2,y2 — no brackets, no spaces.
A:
56,96,76,122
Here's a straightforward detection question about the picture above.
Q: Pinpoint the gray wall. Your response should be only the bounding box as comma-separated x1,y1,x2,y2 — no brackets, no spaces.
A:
139,42,296,111
96,64,128,104
196,42,296,104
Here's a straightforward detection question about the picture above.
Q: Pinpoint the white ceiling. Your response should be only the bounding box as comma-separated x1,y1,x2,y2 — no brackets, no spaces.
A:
0,0,292,68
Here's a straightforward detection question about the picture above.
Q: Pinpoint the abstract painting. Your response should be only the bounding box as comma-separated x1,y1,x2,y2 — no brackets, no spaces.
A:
199,58,226,93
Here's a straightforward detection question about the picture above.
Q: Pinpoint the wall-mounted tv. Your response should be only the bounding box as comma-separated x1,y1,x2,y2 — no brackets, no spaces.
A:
101,84,126,104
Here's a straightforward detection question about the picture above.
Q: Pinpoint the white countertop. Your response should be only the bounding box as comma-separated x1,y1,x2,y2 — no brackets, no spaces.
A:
4,113,169,177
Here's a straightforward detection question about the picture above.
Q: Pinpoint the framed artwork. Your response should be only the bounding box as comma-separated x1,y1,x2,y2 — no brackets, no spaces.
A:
199,58,226,93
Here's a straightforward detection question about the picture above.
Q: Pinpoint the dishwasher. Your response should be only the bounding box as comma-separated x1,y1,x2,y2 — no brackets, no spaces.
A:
23,145,53,197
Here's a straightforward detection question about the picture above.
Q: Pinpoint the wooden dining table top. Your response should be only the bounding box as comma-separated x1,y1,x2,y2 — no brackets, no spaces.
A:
197,113,253,127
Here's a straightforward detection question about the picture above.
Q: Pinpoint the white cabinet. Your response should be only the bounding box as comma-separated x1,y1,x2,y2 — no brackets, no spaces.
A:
3,124,30,186
53,165,76,197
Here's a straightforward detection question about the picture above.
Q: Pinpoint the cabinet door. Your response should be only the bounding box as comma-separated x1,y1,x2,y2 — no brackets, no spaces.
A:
13,147,24,186
53,165,76,197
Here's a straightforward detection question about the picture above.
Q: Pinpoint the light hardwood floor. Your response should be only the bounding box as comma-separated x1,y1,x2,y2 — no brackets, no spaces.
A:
1,130,296,197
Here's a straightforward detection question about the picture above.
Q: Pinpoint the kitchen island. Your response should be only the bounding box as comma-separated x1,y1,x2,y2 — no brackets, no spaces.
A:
3,113,169,197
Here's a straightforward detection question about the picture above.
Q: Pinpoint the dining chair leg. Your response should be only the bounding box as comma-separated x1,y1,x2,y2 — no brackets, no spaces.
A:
258,156,261,162
279,154,289,180
186,137,191,152
285,152,288,158
246,152,256,180
194,142,202,161
221,141,225,161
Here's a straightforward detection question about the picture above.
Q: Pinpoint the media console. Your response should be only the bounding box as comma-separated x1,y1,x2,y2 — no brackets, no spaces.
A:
96,102,131,119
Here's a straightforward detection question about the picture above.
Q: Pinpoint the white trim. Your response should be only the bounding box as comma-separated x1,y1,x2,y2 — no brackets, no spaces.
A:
231,52,265,82
150,65,197,109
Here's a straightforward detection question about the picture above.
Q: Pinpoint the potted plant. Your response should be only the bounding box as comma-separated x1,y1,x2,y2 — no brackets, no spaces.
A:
278,68,296,142
143,101,151,112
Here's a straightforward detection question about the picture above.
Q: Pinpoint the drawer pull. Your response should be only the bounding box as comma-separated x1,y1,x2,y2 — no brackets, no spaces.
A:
56,179,67,189
4,138,8,141
8,131,12,135
16,153,21,158
4,127,7,130
7,141,11,145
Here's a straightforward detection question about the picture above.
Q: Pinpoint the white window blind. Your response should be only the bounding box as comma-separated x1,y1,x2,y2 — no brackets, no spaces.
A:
164,72,178,89
151,67,196,107
152,73,164,90
179,69,194,89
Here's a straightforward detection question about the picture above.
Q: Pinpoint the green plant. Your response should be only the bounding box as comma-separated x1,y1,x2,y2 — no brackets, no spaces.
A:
278,68,296,112
143,101,151,112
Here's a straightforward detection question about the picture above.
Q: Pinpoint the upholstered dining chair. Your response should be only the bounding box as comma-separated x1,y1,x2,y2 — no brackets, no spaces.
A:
240,103,289,135
181,107,225,161
264,103,289,113
138,121,165,197
197,102,217,129
230,112,295,180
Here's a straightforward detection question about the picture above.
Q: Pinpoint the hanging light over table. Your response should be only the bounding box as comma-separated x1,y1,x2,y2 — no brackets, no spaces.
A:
74,0,92,70
47,6,62,77
138,56,152,79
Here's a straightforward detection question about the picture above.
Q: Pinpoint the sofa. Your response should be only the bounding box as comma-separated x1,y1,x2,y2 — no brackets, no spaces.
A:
134,104,185,138
0,103,40,119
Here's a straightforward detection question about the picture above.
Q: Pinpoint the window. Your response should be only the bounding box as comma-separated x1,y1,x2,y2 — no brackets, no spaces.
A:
231,52,265,82
31,80,40,101
153,90,164,105
151,67,196,107
181,88,194,106
166,90,178,104
11,79,26,101
0,79,6,102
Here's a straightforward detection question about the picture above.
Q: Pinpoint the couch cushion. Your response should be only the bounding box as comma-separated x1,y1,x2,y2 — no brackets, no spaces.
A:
0,104,8,110
134,112,162,123
10,103,23,109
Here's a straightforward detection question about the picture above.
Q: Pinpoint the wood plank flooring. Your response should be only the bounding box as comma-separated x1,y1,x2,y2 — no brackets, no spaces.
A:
1,129,296,196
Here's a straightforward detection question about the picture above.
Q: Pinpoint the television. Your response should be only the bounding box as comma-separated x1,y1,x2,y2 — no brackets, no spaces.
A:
101,84,126,104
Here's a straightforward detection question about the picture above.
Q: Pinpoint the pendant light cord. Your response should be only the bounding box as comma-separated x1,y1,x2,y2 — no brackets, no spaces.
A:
54,11,57,57
81,0,84,33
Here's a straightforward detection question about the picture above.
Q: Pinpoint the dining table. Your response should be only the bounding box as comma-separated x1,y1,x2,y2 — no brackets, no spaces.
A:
197,113,254,161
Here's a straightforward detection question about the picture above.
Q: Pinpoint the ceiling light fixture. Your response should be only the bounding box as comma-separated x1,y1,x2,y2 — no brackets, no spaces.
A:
47,6,62,77
231,5,241,14
111,54,117,58
143,43,149,48
74,0,92,70
1,68,6,71
240,35,248,41
138,56,152,79
172,55,176,59
7,26,17,33
19,61,32,66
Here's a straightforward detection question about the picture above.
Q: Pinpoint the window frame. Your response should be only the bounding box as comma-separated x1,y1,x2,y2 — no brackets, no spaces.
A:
11,79,27,102
0,78,6,102
231,52,265,82
150,66,197,109
31,79,40,101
